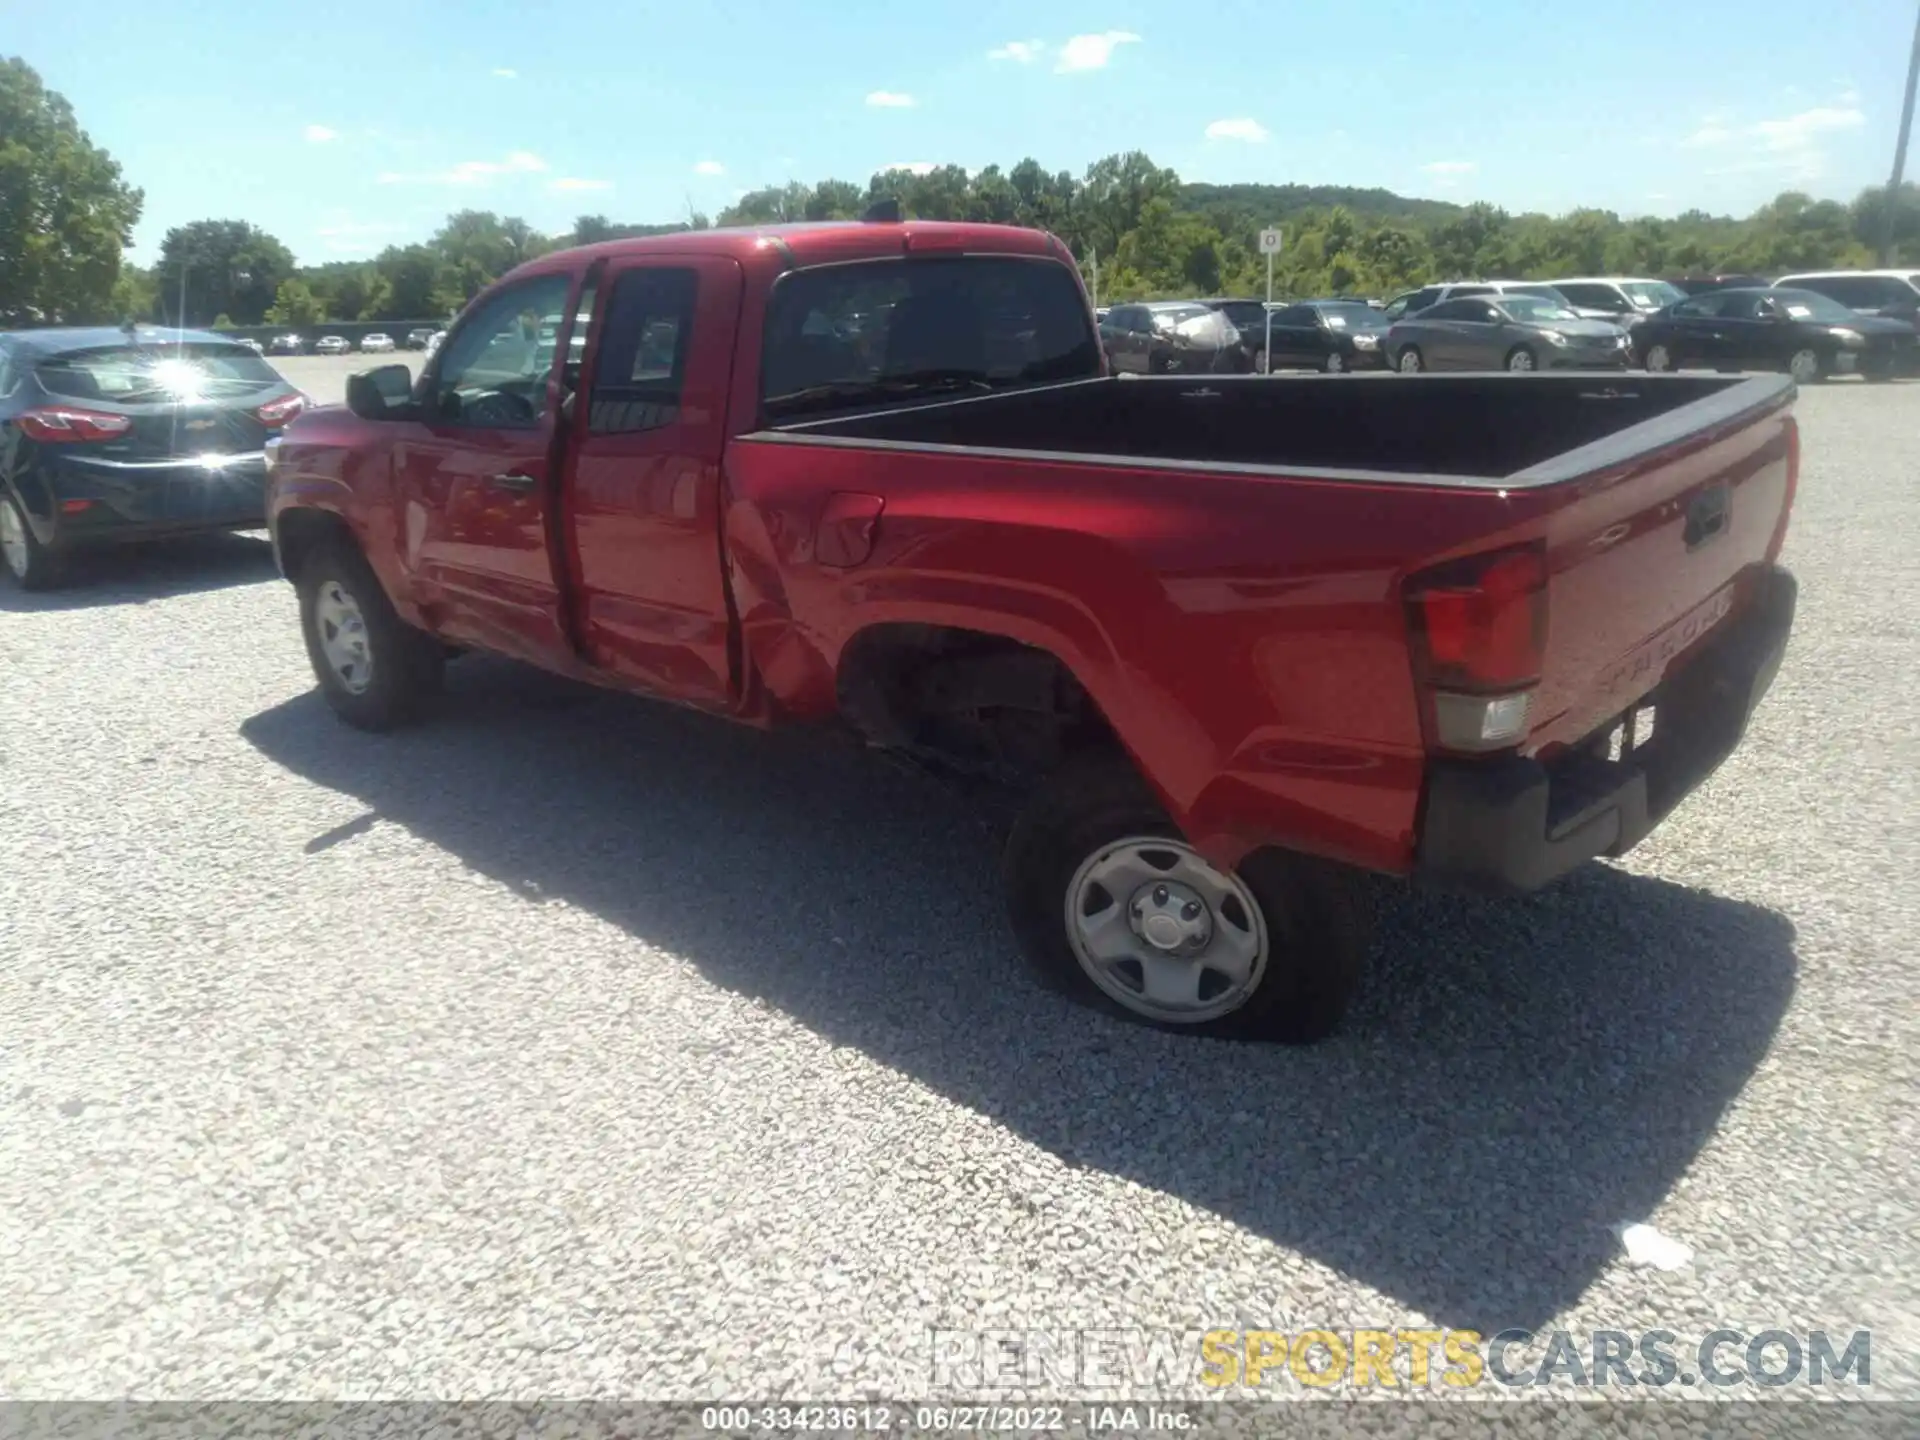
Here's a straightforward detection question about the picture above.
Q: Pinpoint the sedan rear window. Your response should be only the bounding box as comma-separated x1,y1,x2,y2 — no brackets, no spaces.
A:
761,256,1098,420
36,343,282,403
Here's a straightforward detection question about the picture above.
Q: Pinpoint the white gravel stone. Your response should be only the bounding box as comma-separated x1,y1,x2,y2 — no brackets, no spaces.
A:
0,381,1914,1405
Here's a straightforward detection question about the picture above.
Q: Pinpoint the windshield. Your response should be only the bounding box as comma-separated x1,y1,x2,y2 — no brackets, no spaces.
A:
35,343,283,403
1500,296,1581,323
761,256,1099,419
1772,289,1857,324
1621,280,1686,310
1316,303,1385,330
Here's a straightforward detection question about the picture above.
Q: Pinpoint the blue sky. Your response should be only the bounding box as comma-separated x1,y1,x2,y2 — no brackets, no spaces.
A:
17,0,1914,265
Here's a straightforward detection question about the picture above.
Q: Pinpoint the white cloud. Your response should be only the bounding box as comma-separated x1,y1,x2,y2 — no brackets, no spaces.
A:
988,40,1045,63
1055,31,1140,72
1678,99,1865,180
1204,117,1269,143
866,90,916,108
492,67,518,79
1422,160,1477,175
880,161,938,176
693,160,726,176
304,124,338,143
378,150,548,186
550,177,612,192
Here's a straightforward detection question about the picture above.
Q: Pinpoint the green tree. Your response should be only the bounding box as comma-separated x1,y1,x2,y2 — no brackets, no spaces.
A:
265,277,324,325
154,219,295,326
0,57,145,323
374,243,446,319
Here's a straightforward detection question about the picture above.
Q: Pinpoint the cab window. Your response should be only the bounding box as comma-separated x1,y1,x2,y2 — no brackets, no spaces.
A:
431,273,574,428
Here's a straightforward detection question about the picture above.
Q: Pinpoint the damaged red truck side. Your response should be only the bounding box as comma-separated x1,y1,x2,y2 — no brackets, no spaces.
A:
266,218,1799,1043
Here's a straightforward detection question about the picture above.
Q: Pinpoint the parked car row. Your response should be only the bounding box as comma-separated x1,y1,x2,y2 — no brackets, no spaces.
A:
1102,267,1920,381
261,330,441,356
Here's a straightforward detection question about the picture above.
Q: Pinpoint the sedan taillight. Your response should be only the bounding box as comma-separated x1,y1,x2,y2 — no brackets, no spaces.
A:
255,393,309,428
14,406,134,443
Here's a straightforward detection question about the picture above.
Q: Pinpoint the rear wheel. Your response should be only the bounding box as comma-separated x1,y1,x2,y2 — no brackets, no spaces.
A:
1002,753,1369,1043
1787,348,1824,384
1505,345,1538,372
295,540,445,731
0,490,62,591
1396,346,1424,373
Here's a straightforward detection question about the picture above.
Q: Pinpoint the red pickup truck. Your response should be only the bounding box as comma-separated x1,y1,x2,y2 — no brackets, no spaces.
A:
265,217,1799,1044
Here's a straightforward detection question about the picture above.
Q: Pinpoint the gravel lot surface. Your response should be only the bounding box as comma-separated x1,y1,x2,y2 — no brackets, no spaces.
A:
1,372,1915,1406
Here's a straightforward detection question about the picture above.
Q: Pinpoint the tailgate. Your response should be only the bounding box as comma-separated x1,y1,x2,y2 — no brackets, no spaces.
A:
1524,393,1796,753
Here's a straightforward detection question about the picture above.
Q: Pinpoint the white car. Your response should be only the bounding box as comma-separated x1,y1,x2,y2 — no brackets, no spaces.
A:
314,335,350,356
359,332,396,354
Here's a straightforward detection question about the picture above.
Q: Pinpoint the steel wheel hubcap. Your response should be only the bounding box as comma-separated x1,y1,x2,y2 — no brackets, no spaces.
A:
1790,350,1819,382
1066,837,1269,1024
0,500,26,577
1400,351,1420,372
315,580,375,694
1647,345,1670,371
1327,352,1345,372
1510,350,1535,371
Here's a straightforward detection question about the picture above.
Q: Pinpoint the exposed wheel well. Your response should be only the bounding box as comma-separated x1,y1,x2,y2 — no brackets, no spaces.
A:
275,508,358,582
836,624,1119,784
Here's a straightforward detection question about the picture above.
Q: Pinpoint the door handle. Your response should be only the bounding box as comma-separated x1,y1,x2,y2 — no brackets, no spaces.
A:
488,471,537,493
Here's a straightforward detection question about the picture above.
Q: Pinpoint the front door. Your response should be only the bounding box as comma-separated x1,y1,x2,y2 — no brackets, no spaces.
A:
561,256,743,707
393,269,579,665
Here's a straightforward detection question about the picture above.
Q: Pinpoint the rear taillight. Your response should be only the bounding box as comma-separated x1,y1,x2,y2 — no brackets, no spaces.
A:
14,407,134,444
255,393,308,428
1405,544,1549,752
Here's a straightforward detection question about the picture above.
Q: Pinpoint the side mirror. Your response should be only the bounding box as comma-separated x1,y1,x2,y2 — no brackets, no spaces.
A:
345,363,416,420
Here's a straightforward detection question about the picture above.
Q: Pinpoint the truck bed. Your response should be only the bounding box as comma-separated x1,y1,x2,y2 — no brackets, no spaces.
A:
760,371,1791,485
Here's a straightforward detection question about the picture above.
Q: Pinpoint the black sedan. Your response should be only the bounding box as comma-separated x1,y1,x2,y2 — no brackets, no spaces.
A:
1634,287,1918,383
0,327,308,589
1098,301,1250,374
1253,300,1391,373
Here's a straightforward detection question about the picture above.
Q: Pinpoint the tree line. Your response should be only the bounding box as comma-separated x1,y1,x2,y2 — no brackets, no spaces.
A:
7,55,1920,332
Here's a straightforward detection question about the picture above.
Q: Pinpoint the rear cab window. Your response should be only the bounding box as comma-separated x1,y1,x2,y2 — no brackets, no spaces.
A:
760,255,1100,422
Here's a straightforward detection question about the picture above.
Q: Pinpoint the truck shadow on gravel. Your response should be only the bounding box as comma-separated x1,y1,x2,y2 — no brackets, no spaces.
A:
0,532,277,612
242,657,1798,1334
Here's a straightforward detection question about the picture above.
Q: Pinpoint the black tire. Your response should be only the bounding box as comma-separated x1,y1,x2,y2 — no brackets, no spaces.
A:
1504,345,1538,373
1001,751,1370,1043
295,539,444,731
1396,346,1424,373
0,489,64,591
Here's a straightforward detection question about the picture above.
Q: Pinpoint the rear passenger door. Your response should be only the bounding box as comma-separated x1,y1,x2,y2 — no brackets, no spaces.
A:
1266,305,1320,368
562,256,744,706
1659,294,1726,367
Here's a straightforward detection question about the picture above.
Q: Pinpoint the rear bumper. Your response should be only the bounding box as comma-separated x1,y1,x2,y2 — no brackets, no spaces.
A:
21,451,268,547
1414,564,1797,894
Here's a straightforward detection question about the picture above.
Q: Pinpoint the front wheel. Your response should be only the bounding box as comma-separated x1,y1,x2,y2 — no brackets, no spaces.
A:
1787,348,1824,384
1323,349,1347,374
1002,754,1369,1043
296,541,445,731
0,490,62,591
1644,342,1674,373
1505,345,1538,373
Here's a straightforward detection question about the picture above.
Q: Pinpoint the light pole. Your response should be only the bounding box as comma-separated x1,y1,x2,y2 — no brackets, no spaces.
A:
1880,1,1920,264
